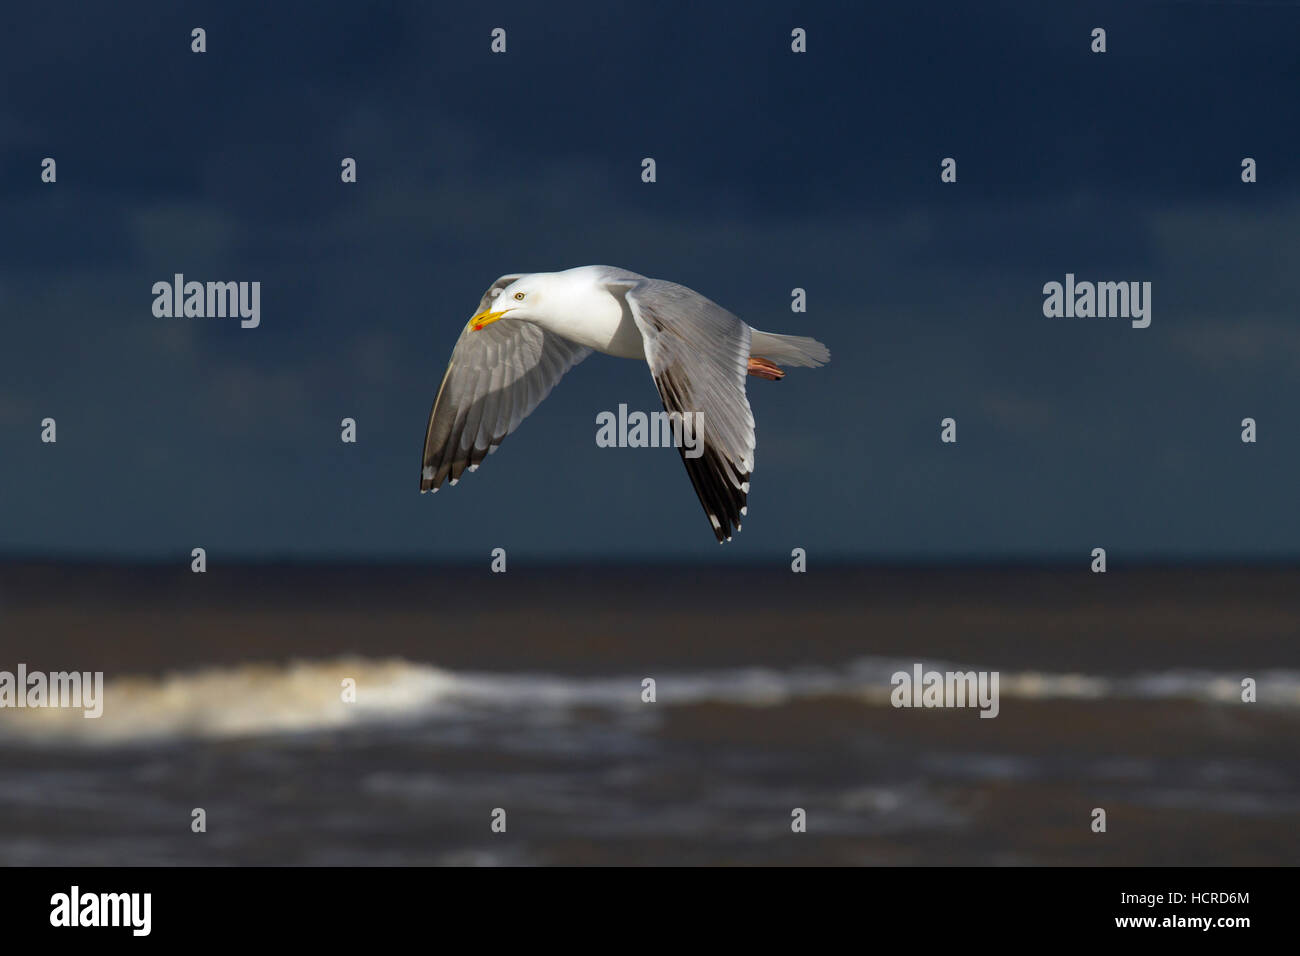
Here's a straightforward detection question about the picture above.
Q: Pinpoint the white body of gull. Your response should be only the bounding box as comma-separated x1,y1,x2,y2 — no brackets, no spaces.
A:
420,265,830,542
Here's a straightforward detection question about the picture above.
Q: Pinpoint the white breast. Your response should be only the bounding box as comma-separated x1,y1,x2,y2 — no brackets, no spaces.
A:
552,285,646,360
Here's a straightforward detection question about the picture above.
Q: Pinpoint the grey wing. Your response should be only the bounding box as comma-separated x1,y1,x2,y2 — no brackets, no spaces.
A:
420,315,591,492
611,278,756,542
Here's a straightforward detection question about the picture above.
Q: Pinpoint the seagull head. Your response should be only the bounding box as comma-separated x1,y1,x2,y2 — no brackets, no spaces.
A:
468,274,547,331
467,269,610,334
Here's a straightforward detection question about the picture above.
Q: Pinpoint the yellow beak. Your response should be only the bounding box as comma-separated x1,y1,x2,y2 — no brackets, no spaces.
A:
468,309,508,332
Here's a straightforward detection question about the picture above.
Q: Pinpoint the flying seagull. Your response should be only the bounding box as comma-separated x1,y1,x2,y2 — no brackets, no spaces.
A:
419,265,830,542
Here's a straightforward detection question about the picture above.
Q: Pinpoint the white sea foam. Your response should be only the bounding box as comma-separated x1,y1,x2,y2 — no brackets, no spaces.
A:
0,655,1294,745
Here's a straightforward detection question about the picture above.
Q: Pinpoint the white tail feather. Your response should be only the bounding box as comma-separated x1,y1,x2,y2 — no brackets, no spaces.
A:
749,330,831,368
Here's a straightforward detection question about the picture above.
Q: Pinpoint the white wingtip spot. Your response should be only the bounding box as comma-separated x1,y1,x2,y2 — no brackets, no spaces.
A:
709,514,721,530
740,506,748,516
740,482,750,493
469,464,479,472
450,478,458,486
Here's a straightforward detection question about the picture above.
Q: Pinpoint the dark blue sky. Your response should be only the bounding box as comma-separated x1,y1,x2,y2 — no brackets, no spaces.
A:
2,1,1298,560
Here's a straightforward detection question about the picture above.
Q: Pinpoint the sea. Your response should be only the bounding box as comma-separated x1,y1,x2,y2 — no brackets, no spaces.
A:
1,563,1297,865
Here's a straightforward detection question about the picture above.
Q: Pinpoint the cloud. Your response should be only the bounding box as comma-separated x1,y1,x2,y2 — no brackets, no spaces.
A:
1172,317,1300,373
980,393,1055,434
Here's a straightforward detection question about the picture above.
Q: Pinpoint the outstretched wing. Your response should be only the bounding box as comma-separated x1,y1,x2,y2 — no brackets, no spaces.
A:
420,276,591,492
610,277,756,542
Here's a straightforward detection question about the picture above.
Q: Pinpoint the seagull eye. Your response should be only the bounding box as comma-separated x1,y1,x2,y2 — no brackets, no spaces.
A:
514,292,525,300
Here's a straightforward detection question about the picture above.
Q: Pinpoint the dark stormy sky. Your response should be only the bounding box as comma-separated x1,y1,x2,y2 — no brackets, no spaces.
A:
1,1,1297,561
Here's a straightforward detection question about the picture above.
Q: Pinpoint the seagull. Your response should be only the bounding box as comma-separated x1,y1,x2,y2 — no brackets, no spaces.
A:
419,265,830,542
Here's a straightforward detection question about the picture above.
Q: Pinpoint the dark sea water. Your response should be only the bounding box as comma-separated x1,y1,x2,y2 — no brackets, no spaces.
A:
1,563,1298,865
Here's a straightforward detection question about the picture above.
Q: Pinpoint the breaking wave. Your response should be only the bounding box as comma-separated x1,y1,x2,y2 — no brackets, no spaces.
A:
0,655,1295,745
